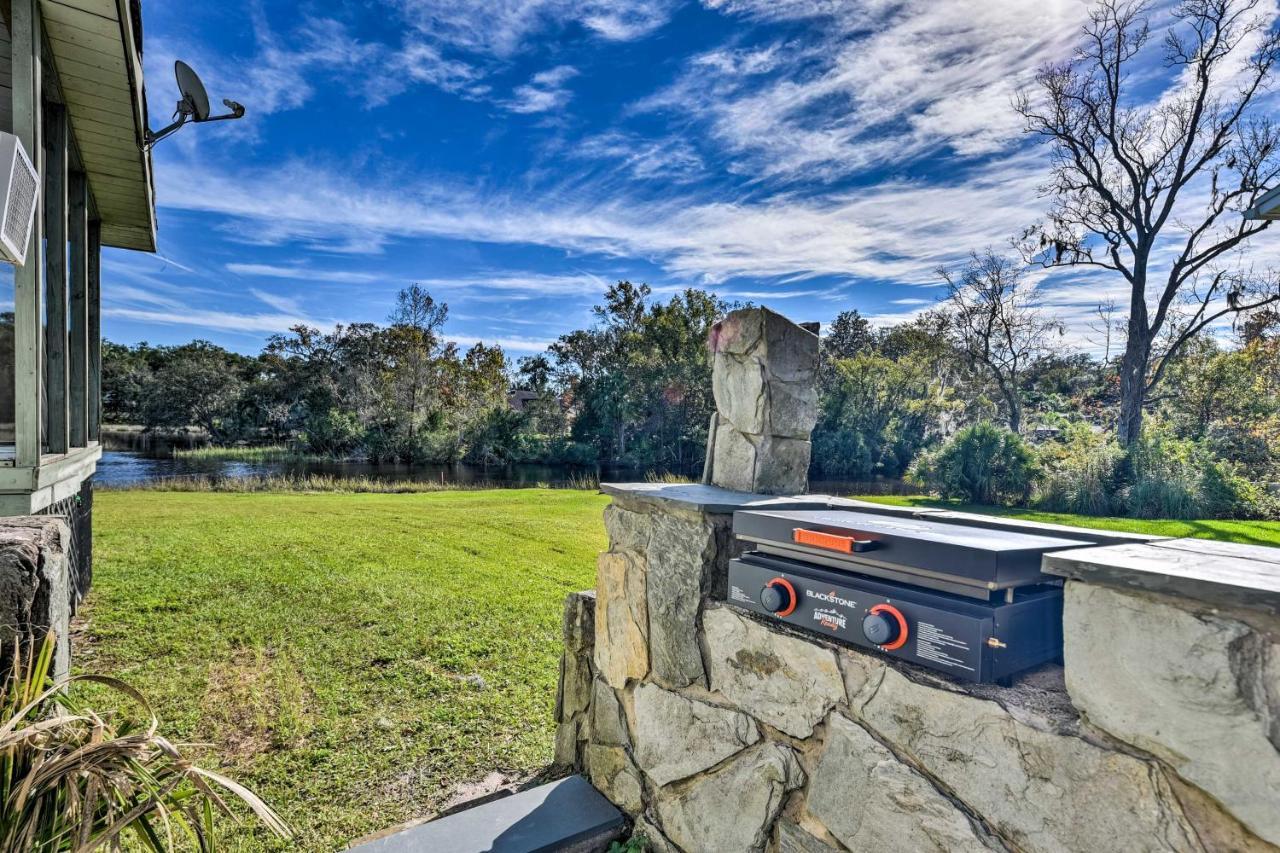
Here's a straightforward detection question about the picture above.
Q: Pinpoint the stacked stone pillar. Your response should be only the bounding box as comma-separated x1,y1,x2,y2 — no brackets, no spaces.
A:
708,307,818,495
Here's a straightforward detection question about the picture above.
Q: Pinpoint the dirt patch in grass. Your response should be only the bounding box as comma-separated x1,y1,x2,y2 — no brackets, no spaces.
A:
199,646,313,764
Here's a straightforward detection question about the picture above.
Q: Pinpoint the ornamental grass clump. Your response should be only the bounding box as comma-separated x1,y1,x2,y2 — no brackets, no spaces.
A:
0,633,290,851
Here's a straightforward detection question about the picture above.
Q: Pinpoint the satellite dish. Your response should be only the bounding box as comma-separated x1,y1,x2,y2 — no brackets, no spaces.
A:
175,61,211,121
144,61,246,148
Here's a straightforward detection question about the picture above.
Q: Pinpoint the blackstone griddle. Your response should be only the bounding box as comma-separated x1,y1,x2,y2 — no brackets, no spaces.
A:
733,508,1087,598
722,507,1097,684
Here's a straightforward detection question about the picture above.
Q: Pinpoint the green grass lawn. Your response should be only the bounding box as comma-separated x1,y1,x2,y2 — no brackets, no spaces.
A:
83,489,609,851
851,494,1280,547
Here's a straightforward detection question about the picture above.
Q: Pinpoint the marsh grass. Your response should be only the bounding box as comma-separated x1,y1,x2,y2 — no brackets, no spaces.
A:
100,472,602,494
642,471,695,484
171,446,321,464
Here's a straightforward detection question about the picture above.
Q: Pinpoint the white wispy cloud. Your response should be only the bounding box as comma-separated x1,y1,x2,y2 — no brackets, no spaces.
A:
104,306,315,335
446,334,556,352
391,0,678,57
250,289,307,315
411,271,620,298
225,262,379,284
634,0,1094,182
572,131,706,182
102,259,323,336
154,147,1052,286
505,65,579,113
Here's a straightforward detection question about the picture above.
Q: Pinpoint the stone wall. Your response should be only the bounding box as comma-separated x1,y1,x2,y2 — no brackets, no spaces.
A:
0,516,73,678
554,484,1280,853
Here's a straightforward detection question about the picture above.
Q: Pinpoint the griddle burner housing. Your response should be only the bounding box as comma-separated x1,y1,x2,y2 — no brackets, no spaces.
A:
723,508,1096,684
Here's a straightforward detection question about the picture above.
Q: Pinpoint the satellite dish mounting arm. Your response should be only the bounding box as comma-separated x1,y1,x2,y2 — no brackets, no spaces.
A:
144,61,246,149
145,99,246,148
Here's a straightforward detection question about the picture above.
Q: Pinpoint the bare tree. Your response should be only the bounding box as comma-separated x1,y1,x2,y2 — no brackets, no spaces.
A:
1086,298,1126,363
1016,0,1280,445
939,252,1063,434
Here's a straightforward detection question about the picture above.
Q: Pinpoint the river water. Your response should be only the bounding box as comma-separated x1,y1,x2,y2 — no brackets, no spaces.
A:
95,429,914,493
93,450,644,489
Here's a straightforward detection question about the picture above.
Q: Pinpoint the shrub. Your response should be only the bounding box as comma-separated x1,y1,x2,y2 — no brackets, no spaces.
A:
546,438,599,466
907,422,1038,505
1125,422,1263,519
1124,468,1201,519
811,428,874,480
297,408,364,457
1035,424,1124,516
464,407,528,464
1195,461,1264,519
409,429,464,464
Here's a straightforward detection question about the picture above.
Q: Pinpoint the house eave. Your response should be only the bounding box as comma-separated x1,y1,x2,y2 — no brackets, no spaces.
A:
42,0,156,252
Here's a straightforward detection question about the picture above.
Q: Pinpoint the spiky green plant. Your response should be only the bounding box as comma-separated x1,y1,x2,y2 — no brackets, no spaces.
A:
0,633,290,851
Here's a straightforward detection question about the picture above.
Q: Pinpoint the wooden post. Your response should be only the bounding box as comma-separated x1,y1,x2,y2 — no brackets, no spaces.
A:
68,171,88,448
11,0,42,467
88,220,101,442
44,103,68,455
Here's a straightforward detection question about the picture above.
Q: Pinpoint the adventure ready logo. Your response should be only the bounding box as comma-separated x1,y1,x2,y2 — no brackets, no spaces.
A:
812,608,847,631
806,588,857,609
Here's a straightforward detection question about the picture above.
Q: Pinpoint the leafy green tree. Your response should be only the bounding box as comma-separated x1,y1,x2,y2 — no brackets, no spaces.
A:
1160,336,1280,476
139,341,253,438
517,354,552,392
813,353,953,480
386,285,449,441
550,281,724,468
101,340,155,424
823,310,875,360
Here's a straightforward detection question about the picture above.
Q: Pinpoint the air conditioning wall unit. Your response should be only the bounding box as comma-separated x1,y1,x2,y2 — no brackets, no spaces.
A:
0,131,39,266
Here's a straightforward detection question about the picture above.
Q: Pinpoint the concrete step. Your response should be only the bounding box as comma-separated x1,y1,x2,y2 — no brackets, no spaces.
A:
348,775,624,853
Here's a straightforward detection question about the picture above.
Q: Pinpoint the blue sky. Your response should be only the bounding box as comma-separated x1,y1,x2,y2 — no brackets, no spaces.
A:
100,0,1276,356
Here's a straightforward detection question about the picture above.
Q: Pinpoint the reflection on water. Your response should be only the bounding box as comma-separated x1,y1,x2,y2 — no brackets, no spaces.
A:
94,450,622,489
97,427,625,488
95,447,916,497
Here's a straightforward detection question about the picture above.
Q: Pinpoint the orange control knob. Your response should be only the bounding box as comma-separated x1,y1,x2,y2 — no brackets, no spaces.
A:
865,603,909,650
761,578,797,616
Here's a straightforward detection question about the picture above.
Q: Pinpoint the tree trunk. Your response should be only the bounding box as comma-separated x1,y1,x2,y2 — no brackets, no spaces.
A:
994,375,1022,434
1115,267,1154,447
1117,324,1152,447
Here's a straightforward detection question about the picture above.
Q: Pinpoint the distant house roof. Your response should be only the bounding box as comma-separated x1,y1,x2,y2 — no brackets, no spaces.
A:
43,0,156,251
508,389,539,412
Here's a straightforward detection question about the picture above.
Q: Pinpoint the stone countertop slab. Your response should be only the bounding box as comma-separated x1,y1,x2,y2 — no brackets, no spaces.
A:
600,482,832,514
1042,538,1280,616
599,484,1160,548
599,483,940,516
